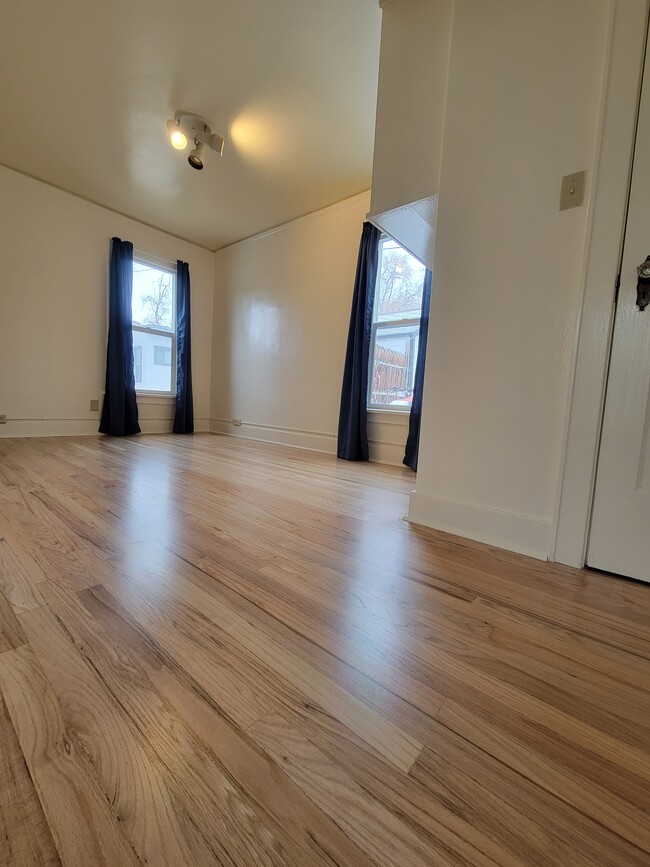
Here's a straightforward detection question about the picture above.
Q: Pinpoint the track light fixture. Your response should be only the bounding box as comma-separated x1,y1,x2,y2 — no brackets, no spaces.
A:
187,140,207,171
166,112,224,170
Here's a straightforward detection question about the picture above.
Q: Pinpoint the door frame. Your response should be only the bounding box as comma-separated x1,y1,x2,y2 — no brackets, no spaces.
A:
552,0,650,567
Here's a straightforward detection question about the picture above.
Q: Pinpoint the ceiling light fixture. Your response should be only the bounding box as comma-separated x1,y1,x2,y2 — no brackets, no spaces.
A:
187,140,207,171
166,112,224,169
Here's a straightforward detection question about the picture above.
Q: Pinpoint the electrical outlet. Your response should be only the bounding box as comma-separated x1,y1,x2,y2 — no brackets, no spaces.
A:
232,418,242,427
89,399,100,412
0,414,6,424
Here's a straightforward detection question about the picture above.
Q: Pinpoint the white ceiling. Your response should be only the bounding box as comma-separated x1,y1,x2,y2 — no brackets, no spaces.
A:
0,0,381,250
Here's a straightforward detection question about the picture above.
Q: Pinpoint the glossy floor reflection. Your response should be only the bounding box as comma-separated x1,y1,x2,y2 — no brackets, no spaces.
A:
0,433,649,866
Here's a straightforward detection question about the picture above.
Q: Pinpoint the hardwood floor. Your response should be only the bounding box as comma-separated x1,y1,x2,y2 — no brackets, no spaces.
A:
0,434,649,866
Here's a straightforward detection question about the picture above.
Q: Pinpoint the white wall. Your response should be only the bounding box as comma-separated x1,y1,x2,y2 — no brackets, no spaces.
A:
370,0,453,216
0,165,214,437
210,191,411,465
407,0,612,558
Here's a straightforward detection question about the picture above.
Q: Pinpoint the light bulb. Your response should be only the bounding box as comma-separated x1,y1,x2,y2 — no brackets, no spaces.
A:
170,130,187,150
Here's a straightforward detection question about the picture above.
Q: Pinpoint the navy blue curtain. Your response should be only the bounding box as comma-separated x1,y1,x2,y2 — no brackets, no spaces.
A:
99,238,140,436
337,222,380,461
173,260,194,434
403,268,432,471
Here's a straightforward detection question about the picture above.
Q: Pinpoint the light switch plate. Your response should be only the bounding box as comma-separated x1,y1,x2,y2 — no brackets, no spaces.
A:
560,170,587,211
89,399,99,412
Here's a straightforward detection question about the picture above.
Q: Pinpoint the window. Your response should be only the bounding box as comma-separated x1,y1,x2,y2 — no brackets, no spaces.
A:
153,345,172,366
131,258,176,394
368,236,426,410
133,344,142,383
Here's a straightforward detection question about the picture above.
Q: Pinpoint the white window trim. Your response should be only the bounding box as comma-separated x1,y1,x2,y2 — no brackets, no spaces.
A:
367,234,425,413
367,408,410,423
367,317,421,413
133,344,142,384
132,256,177,398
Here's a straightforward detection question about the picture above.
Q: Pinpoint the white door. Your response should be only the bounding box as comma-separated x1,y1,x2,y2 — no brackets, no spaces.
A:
588,43,650,583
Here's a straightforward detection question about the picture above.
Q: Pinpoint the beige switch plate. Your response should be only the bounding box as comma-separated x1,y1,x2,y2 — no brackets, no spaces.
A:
560,170,586,211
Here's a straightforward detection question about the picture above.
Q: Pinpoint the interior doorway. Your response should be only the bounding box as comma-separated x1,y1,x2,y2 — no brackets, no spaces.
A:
587,19,650,583
553,2,650,573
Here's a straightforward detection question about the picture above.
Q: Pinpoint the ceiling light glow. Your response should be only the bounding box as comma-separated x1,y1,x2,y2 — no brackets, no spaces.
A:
170,130,187,150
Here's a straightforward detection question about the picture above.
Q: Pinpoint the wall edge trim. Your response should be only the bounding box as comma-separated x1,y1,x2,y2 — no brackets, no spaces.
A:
407,490,551,561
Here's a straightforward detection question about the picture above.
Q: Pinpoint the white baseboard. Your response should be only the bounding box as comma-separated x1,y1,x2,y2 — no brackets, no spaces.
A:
407,490,551,561
0,418,100,438
210,419,337,454
368,438,407,467
209,417,407,466
0,417,211,438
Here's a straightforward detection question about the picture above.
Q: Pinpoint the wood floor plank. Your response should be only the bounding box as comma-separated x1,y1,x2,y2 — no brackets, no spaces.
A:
115,535,448,704
0,644,139,866
1,434,649,865
18,604,223,866
36,579,330,867
193,537,650,742
249,713,462,867
0,692,60,866
251,550,650,777
145,663,380,867
0,537,46,613
273,676,648,867
437,698,650,853
471,595,650,693
81,574,278,731
156,533,650,795
29,487,121,559
80,577,429,788
0,588,27,652
411,734,649,867
105,549,424,773
106,517,650,833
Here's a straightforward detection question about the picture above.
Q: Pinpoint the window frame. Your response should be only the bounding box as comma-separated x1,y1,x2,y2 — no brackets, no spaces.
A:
132,256,177,397
133,344,142,383
153,344,173,366
367,237,425,413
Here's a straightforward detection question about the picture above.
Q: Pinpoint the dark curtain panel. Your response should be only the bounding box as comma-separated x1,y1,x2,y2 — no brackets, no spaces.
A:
337,222,381,461
173,260,194,434
99,237,140,436
404,268,433,471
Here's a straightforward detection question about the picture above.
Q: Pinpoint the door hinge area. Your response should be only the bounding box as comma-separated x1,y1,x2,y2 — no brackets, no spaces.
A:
614,273,621,302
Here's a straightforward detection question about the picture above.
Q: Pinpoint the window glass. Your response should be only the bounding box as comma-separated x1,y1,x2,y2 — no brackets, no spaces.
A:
132,262,174,331
131,258,176,394
133,345,142,382
375,238,426,322
369,325,420,408
368,237,426,410
133,334,173,392
154,345,172,366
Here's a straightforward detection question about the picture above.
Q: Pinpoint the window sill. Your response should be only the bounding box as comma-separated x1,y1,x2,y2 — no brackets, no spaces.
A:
367,409,410,423
135,392,176,403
